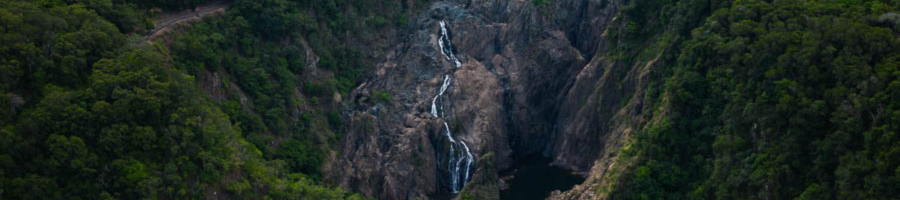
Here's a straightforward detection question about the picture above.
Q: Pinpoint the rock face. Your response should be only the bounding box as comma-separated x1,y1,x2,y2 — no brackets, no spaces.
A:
324,0,655,199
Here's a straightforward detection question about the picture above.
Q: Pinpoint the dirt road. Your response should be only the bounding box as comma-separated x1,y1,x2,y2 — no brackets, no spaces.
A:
145,1,231,41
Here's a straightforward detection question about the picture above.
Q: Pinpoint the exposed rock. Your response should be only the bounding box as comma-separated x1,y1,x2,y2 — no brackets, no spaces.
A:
325,0,650,199
333,92,343,103
199,69,227,102
549,54,667,200
9,93,24,114
2,93,25,123
455,153,501,200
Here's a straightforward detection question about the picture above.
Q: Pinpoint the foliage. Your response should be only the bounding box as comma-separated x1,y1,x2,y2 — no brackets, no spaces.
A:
0,1,125,95
163,0,417,198
372,89,392,104
531,0,551,7
0,0,371,199
2,47,240,199
167,0,410,181
613,0,900,199
118,0,217,10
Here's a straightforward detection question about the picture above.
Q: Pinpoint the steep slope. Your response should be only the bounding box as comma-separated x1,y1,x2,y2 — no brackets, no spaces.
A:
0,0,370,199
556,0,900,199
326,0,636,199
331,0,900,199
5,0,895,199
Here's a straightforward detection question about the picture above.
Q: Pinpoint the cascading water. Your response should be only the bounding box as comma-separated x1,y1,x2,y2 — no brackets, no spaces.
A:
461,141,474,182
439,21,462,68
440,121,474,193
431,20,474,194
431,75,452,118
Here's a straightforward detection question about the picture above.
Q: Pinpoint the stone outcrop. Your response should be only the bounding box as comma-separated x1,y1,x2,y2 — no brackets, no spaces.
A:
324,0,661,199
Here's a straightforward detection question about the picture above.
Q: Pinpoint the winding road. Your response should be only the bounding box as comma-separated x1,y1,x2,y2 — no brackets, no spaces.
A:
145,1,230,41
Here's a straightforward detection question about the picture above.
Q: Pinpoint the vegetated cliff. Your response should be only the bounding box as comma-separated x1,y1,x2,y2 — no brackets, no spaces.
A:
557,0,900,199
151,0,421,198
0,0,378,198
330,0,900,199
325,0,661,199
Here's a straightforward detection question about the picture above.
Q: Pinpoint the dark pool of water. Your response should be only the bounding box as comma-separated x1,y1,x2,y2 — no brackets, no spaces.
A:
499,156,586,200
430,193,455,200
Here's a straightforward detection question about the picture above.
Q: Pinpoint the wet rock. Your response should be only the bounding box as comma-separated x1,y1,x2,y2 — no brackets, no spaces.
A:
326,0,644,199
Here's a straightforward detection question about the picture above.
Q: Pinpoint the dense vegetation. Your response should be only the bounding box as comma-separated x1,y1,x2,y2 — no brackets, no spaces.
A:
119,0,218,10
0,0,388,199
5,0,897,199
167,0,414,181
611,0,900,199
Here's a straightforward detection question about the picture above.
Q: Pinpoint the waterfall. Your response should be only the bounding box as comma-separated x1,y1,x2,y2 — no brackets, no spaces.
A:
432,20,474,194
443,123,458,191
461,141,474,183
439,21,462,68
442,122,474,193
431,75,452,118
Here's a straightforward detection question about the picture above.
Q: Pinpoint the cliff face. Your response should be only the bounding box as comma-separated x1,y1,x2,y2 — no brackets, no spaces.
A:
324,0,655,199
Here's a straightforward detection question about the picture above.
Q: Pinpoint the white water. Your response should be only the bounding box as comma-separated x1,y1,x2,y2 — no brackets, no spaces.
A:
460,141,474,183
442,122,474,193
431,75,452,118
439,21,462,68
432,21,473,194
443,123,458,191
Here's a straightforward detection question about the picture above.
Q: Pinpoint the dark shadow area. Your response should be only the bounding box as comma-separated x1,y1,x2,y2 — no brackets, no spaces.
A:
500,156,585,200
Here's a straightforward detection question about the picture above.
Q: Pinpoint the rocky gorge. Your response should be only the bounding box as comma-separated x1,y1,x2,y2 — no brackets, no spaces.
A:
4,0,897,199
324,0,661,199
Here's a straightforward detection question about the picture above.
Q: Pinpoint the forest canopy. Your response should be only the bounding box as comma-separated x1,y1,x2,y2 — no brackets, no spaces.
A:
612,0,900,199
0,0,375,199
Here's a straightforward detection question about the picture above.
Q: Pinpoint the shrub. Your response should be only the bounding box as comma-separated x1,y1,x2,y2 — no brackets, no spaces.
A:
531,0,551,7
303,82,329,96
327,110,342,131
372,89,391,104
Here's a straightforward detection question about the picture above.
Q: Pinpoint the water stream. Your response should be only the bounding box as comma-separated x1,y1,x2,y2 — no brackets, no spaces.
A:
431,20,473,194
431,75,452,118
430,20,581,199
439,21,462,68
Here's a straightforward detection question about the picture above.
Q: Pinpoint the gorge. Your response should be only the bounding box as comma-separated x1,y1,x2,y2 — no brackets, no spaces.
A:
328,0,638,199
2,0,899,199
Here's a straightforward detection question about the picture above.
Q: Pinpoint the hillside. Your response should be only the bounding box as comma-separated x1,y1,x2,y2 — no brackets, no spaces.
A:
2,0,899,200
